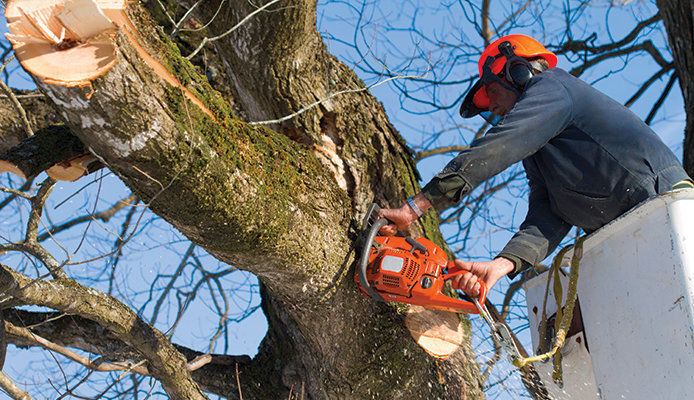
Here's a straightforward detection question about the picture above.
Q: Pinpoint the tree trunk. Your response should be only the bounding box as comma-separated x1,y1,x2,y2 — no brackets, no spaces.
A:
656,0,694,175
13,0,485,399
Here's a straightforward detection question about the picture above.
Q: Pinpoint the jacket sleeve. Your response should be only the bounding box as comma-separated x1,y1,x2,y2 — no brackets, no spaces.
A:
499,158,572,279
421,71,573,212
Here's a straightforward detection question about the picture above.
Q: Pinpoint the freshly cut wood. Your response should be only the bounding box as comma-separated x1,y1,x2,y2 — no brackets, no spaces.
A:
0,160,27,179
4,0,121,87
0,125,87,180
405,305,465,360
46,153,100,181
5,0,215,118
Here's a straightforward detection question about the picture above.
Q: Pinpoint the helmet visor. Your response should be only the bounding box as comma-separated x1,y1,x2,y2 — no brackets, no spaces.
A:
460,49,519,122
460,51,507,118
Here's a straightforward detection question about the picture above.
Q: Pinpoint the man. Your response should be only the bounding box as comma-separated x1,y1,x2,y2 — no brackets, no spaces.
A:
379,34,692,297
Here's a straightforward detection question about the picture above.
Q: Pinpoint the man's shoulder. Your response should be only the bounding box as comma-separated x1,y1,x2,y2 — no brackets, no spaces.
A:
528,67,596,101
532,67,574,85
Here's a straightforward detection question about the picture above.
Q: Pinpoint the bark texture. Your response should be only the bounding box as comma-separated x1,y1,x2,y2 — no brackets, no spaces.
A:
0,92,63,153
0,125,85,179
2,1,485,399
656,0,694,175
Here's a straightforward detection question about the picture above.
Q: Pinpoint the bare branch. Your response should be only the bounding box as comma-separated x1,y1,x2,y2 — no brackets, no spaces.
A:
0,186,32,200
415,145,469,162
645,70,678,125
481,0,492,45
624,64,674,107
25,177,56,244
0,371,33,400
6,321,150,375
0,266,208,400
492,0,531,37
170,1,201,37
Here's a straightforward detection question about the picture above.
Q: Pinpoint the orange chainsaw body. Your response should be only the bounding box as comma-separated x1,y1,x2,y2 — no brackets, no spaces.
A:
355,222,485,314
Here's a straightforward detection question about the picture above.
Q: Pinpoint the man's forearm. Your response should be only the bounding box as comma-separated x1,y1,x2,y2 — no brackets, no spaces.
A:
421,174,470,212
409,193,433,215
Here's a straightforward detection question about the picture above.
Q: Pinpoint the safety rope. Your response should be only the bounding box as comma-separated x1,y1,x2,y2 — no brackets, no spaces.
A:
511,231,585,388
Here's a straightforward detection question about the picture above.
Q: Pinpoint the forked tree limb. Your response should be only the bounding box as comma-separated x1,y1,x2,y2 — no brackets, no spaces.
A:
0,265,208,400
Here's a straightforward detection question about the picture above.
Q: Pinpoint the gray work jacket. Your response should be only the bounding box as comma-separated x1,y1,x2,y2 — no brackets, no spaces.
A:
421,68,689,278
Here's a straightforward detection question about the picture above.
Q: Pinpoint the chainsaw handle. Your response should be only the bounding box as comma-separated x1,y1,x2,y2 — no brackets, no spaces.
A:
405,236,428,254
357,208,388,302
443,262,488,306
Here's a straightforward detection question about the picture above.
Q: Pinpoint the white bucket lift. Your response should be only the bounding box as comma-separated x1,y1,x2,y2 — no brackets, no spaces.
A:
523,190,694,400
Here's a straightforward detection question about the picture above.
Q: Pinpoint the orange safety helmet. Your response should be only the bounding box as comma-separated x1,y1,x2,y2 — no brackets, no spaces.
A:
460,34,557,123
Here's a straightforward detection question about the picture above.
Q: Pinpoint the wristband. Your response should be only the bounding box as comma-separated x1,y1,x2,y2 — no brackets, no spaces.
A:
406,196,423,217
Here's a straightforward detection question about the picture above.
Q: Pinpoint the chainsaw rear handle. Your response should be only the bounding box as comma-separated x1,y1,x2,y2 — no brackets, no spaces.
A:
443,262,488,306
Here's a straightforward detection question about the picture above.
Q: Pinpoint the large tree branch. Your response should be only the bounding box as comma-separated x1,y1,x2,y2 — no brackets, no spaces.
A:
0,266,207,400
4,307,285,399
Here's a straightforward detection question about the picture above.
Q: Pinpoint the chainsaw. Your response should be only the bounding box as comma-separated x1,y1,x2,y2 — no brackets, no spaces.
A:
354,203,487,313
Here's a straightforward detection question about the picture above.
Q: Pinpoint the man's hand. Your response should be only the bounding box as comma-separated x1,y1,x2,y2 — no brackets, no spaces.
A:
378,193,432,235
450,257,515,297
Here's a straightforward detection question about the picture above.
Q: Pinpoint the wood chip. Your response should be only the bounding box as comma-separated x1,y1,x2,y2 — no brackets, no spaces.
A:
405,305,464,360
46,153,97,181
0,160,27,179
57,0,115,41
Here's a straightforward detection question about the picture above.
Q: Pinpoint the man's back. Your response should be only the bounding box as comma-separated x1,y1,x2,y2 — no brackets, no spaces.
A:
522,68,688,231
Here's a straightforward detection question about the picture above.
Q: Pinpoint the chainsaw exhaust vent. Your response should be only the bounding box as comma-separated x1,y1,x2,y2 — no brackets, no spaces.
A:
382,275,400,287
404,259,420,281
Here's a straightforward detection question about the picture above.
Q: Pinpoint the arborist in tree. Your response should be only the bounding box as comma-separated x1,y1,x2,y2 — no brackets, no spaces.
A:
379,34,693,296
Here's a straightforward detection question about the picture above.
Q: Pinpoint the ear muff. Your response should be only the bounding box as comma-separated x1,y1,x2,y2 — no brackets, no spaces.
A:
497,41,534,90
507,61,533,88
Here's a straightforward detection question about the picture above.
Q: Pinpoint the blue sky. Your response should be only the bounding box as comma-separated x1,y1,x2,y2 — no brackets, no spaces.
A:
0,0,687,399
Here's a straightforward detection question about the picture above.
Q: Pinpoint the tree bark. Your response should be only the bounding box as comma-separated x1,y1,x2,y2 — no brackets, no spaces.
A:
0,92,64,153
7,1,485,399
656,0,694,175
0,125,86,179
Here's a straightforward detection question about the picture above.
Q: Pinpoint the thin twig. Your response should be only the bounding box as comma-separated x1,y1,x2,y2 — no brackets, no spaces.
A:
187,0,283,60
249,72,426,125
0,93,43,99
415,145,469,162
0,56,33,138
0,186,33,200
170,0,201,37
178,0,228,34
37,194,137,242
235,363,243,400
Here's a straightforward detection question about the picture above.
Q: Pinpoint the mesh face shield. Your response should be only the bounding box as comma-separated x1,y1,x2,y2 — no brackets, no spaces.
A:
459,51,519,126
